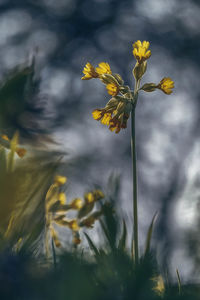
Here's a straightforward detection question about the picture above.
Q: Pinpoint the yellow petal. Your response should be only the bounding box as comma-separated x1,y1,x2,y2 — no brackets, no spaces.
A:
96,62,112,75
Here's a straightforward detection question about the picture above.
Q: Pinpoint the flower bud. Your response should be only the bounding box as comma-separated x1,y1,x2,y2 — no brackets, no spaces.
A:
99,74,119,85
141,83,157,92
133,61,147,81
113,73,124,85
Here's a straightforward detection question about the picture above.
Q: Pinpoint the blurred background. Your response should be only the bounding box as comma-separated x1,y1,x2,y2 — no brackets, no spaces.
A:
0,0,200,282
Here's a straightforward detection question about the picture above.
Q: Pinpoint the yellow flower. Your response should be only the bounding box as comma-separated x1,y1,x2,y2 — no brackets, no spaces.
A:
92,109,103,121
58,192,66,204
69,198,83,210
54,175,67,186
100,112,112,125
81,62,99,80
16,147,26,158
92,109,112,126
106,83,119,96
96,62,112,75
133,40,151,64
85,192,95,203
67,219,79,231
158,77,174,94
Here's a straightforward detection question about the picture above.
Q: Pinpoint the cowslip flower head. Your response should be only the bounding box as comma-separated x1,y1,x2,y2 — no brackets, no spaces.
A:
81,62,99,80
96,62,112,75
106,83,119,96
133,40,151,64
157,77,174,94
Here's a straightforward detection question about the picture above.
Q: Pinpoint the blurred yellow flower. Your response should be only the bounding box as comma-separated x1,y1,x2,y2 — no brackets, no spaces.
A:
81,62,99,80
158,77,174,94
58,192,66,205
54,175,67,186
96,62,112,75
69,198,83,210
67,219,79,231
106,83,119,96
85,192,95,203
133,40,151,64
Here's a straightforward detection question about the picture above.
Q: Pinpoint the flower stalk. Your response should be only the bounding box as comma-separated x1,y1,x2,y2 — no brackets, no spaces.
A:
131,77,140,264
131,107,138,264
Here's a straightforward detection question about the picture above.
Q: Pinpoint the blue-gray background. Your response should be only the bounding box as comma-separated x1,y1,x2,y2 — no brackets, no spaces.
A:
0,0,200,281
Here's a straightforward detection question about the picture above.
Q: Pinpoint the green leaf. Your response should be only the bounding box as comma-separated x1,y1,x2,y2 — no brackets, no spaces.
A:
118,219,127,250
84,232,99,256
144,212,157,257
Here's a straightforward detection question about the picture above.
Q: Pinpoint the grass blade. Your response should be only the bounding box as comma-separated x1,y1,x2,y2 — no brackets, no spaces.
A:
84,232,99,256
176,268,181,294
144,212,157,257
118,219,127,250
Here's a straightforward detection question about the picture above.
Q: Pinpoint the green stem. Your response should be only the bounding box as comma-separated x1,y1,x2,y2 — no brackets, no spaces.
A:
52,238,57,269
131,107,139,265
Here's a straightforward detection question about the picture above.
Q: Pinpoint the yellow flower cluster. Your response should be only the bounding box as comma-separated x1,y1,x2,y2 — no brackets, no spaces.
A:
81,40,174,135
45,178,105,250
82,62,120,97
